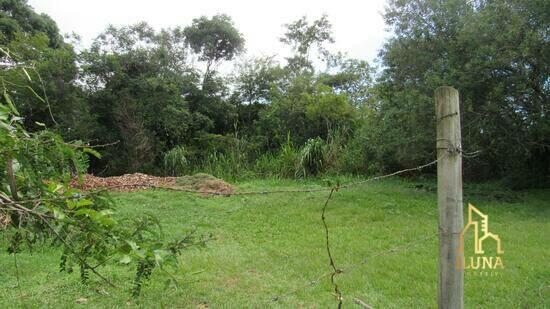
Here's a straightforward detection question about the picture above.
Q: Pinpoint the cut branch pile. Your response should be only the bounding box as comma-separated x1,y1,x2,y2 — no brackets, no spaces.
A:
70,173,234,195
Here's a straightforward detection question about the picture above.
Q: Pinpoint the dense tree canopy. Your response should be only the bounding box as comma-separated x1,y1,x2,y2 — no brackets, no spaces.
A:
80,22,238,174
1,0,547,187
0,0,62,47
371,0,549,187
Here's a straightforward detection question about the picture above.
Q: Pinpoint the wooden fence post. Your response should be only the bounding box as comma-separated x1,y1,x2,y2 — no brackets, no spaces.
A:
435,86,463,309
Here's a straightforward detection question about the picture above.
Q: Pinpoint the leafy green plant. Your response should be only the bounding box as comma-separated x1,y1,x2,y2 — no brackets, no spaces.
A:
163,146,189,176
298,137,326,177
190,134,254,180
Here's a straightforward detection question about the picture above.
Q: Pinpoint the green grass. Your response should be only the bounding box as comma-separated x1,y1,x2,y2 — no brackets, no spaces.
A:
1,178,548,308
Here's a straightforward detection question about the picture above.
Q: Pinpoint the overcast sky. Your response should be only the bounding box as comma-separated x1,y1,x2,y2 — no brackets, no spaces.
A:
28,0,390,67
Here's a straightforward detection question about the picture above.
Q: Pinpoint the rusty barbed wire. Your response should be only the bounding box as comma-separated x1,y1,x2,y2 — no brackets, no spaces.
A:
269,232,437,305
263,155,449,308
159,155,445,196
1,154,448,206
321,187,343,308
1,152,473,308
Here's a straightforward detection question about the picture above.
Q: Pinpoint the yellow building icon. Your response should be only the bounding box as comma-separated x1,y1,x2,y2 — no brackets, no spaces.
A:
458,203,504,255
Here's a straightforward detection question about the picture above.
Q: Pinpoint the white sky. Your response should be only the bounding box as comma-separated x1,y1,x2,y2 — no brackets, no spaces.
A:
28,0,390,68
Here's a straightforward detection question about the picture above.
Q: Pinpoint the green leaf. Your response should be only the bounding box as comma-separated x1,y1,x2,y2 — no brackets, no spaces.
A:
98,217,117,227
99,209,114,216
21,67,32,81
52,208,66,220
74,208,98,219
126,240,139,251
83,147,102,159
47,182,63,193
3,91,19,116
76,199,93,208
153,249,166,265
119,255,132,264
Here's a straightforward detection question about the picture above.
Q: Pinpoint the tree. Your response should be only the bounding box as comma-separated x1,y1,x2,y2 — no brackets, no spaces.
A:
81,23,197,174
319,57,375,107
259,81,356,147
373,0,549,186
230,56,285,133
0,0,62,47
0,0,93,144
183,14,244,83
81,22,240,174
280,15,334,74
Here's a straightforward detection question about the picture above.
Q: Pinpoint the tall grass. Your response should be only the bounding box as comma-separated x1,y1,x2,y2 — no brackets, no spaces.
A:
255,134,299,178
163,146,188,176
186,129,368,180
194,137,253,180
298,137,326,177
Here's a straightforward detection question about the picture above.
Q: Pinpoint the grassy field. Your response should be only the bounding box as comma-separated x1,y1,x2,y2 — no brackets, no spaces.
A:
1,178,548,308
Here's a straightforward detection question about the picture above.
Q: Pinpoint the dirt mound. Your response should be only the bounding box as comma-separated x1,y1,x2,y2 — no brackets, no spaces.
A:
176,173,234,195
71,172,234,195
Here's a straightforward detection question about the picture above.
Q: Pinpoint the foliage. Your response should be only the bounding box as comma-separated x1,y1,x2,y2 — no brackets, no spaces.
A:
374,0,549,185
163,146,189,176
259,81,356,147
0,0,62,47
323,128,350,173
298,137,326,177
184,14,244,81
280,14,334,74
81,23,202,174
318,57,375,107
0,5,87,138
0,53,206,297
254,134,299,178
1,2,545,188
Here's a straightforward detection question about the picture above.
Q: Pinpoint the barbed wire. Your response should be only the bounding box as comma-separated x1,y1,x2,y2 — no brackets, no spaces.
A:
320,187,343,308
264,154,451,307
1,150,473,308
154,155,444,197
3,152,455,205
269,232,437,305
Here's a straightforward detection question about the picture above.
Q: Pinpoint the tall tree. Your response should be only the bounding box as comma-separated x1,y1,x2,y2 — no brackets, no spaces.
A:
280,15,334,74
230,56,285,133
81,23,198,174
183,14,244,84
